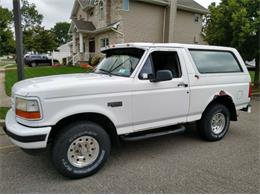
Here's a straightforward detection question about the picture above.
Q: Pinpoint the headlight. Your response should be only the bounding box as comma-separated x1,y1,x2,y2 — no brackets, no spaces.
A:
15,97,41,120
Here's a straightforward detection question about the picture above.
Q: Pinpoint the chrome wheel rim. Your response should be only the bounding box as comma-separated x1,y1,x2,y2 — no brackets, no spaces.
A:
67,136,100,168
211,113,226,134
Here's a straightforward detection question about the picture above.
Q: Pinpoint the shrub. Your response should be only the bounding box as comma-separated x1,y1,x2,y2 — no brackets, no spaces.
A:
90,53,104,66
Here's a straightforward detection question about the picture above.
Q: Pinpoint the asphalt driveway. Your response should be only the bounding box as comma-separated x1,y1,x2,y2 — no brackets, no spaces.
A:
0,97,259,193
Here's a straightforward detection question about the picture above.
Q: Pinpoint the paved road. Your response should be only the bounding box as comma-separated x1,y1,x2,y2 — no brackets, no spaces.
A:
0,97,259,193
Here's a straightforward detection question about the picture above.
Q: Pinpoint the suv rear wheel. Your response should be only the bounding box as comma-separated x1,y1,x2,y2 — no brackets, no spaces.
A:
52,121,111,179
198,103,230,141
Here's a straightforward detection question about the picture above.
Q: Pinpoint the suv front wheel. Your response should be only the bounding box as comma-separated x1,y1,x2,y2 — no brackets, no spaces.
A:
198,103,230,141
52,121,111,179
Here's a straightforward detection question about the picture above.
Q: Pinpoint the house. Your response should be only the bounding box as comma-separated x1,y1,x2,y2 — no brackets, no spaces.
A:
51,41,73,64
69,0,209,63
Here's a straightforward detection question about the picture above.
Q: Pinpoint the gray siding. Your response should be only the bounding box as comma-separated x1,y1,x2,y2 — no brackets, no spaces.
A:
122,1,165,43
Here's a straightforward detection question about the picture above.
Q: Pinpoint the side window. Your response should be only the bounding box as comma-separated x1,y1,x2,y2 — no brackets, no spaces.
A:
99,0,104,20
122,0,129,11
139,56,153,80
189,50,243,74
100,38,109,48
139,51,182,80
152,51,181,78
194,14,200,22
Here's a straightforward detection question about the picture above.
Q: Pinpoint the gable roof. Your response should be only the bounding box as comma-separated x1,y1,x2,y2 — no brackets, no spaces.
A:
72,18,96,32
136,0,208,14
71,0,208,19
69,19,121,34
177,0,209,14
78,0,89,8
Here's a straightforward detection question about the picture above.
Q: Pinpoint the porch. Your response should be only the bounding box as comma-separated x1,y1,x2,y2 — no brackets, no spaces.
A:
69,19,122,65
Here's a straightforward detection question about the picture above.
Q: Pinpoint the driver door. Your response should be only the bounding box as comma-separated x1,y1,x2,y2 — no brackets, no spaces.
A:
132,48,190,132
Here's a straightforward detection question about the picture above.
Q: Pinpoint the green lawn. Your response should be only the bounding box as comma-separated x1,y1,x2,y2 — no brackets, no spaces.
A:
5,66,93,96
0,107,9,119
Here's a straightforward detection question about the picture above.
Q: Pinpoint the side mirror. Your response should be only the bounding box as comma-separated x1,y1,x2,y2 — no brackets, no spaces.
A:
151,70,173,82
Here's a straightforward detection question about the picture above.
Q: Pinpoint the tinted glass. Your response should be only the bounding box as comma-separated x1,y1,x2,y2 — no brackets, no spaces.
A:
151,51,181,78
31,55,41,59
139,56,153,79
190,50,242,73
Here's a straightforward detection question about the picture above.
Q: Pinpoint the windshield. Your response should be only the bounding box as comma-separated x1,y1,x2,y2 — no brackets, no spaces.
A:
95,48,145,77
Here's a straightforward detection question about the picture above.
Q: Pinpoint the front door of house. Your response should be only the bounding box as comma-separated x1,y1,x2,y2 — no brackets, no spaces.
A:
89,40,95,53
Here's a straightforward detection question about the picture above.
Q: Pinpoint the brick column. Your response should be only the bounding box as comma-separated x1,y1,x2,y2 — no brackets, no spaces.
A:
106,0,111,25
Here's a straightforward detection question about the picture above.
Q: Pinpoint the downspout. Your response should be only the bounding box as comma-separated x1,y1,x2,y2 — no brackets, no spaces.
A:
162,7,166,43
167,0,177,43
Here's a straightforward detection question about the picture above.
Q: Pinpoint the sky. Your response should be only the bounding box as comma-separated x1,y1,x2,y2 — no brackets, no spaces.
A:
1,0,221,29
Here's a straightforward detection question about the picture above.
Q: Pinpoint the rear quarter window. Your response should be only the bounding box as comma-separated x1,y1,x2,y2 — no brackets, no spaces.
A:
189,50,243,74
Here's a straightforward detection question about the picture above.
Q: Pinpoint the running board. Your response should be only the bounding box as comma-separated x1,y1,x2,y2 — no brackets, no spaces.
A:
121,125,186,141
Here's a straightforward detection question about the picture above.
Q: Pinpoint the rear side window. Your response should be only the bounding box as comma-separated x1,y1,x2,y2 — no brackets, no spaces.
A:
189,50,243,74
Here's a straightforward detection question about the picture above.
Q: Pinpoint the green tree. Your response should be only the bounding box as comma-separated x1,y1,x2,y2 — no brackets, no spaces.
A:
21,0,43,30
52,22,71,45
0,7,15,55
34,27,58,53
24,27,58,53
204,0,260,88
22,0,44,52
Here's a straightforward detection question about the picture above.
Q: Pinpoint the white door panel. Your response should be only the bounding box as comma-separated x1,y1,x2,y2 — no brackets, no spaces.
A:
132,48,190,132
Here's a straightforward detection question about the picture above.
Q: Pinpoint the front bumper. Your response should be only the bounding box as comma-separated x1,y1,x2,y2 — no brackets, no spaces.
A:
4,110,51,149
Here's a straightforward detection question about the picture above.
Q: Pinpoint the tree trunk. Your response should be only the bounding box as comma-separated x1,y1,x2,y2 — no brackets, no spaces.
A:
254,53,260,89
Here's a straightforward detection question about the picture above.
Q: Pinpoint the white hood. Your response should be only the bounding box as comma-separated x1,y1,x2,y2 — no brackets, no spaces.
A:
12,73,133,98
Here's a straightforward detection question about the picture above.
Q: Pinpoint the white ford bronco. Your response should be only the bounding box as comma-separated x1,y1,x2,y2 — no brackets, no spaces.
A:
4,43,252,178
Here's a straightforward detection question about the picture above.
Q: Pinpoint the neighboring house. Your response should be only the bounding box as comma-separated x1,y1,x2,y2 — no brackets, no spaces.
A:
58,41,73,53
46,42,73,64
69,0,208,63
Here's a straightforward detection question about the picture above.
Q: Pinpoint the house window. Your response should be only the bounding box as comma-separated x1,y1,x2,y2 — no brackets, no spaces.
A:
122,0,129,11
89,10,94,17
100,38,109,48
99,0,104,20
194,14,200,22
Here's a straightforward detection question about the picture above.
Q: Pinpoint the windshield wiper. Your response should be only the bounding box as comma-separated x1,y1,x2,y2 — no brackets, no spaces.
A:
98,69,113,76
109,58,130,72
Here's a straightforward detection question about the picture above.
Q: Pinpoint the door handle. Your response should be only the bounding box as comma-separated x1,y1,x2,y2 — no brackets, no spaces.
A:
178,82,188,88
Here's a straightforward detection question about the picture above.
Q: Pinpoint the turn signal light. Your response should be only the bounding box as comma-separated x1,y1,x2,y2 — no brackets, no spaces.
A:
249,82,252,97
16,109,41,120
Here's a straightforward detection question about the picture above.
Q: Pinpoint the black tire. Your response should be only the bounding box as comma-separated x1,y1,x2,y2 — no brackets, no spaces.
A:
52,121,111,179
198,103,230,141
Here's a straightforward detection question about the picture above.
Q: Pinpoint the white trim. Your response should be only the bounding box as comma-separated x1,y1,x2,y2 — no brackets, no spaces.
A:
72,33,76,54
79,33,84,53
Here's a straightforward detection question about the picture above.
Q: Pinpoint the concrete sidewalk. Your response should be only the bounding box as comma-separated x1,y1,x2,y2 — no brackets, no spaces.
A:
0,67,11,107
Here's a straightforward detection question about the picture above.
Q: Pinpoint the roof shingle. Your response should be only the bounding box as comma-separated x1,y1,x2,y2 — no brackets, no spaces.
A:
177,0,208,13
72,19,96,32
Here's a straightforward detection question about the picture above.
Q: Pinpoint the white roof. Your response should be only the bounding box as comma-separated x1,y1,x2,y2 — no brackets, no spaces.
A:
102,43,235,52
